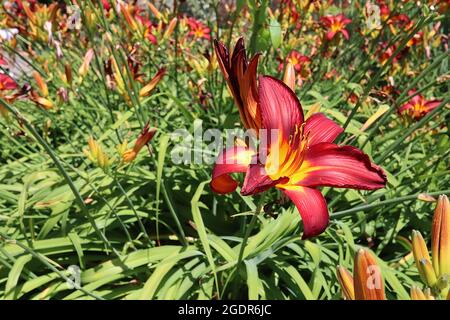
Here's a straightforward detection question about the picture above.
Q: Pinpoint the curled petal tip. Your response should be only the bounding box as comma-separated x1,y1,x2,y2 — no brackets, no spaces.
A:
210,146,254,194
280,186,329,239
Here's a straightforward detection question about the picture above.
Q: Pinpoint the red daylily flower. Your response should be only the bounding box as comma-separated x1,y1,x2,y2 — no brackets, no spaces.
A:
399,90,442,120
0,73,18,91
211,76,387,239
286,51,311,73
377,0,390,21
407,31,423,47
390,14,413,31
186,17,211,40
281,0,301,28
321,14,352,41
134,13,158,45
101,0,111,12
278,52,311,87
121,4,157,45
13,0,37,15
0,72,19,117
214,38,261,131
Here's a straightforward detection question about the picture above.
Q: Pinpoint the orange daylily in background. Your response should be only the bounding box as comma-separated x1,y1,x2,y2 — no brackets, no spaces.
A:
163,17,178,40
109,51,164,103
321,14,352,41
139,68,166,98
399,90,443,120
211,75,387,239
281,1,301,29
120,123,157,163
214,38,261,132
337,249,386,300
30,71,52,109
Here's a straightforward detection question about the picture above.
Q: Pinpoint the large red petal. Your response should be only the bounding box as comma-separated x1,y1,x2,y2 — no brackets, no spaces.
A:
326,31,336,40
291,143,387,190
408,91,423,106
341,29,350,40
304,113,343,146
342,18,352,25
423,99,442,112
399,102,413,113
281,186,329,239
258,76,304,141
320,16,333,27
210,146,254,194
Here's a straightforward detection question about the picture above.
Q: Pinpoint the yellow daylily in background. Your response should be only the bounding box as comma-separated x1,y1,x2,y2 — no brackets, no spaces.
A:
84,137,110,170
